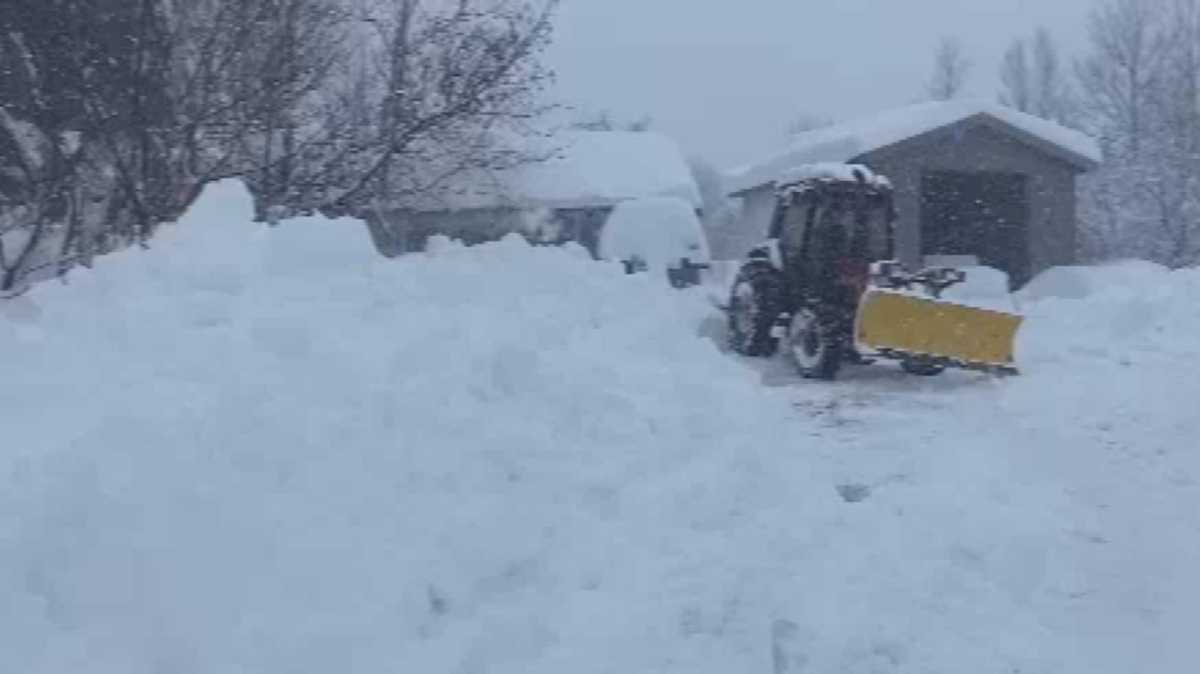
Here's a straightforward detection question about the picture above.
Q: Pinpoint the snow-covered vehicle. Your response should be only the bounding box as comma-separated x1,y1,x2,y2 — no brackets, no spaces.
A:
597,197,711,287
726,164,1023,379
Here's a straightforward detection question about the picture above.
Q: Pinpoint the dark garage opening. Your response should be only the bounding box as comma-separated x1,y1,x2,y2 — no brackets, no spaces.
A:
920,170,1031,288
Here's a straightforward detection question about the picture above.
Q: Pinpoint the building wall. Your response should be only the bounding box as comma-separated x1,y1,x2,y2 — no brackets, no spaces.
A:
861,121,1080,279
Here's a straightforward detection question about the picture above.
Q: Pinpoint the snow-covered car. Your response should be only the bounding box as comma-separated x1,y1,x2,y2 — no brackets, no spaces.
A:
597,196,711,287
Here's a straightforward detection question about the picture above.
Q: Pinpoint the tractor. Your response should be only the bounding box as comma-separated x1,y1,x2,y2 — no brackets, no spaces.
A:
726,165,1022,380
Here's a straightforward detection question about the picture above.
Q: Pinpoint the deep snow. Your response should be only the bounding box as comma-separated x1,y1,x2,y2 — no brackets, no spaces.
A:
1,182,1198,673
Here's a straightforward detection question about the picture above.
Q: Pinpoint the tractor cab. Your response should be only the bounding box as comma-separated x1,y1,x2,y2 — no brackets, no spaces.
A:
767,166,896,307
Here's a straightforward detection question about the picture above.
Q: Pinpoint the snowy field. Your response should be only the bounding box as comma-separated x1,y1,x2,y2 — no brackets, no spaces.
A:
1,183,1198,674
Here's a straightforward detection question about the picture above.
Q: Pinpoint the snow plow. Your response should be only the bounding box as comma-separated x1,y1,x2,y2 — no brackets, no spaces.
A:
726,165,1022,379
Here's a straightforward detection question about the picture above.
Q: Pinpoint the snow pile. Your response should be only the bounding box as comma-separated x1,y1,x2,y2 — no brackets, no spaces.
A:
2,181,1198,674
1016,261,1200,366
0,181,784,674
728,99,1102,194
1018,259,1172,302
597,196,711,267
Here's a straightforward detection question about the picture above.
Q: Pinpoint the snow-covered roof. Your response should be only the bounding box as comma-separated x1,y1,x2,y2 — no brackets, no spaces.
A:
728,100,1103,195
404,131,701,212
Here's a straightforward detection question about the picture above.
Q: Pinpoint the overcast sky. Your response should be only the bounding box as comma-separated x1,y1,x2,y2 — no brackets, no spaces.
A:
547,0,1097,170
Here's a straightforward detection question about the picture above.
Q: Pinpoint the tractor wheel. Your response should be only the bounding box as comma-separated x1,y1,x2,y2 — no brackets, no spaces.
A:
901,357,946,377
727,265,782,357
787,308,843,380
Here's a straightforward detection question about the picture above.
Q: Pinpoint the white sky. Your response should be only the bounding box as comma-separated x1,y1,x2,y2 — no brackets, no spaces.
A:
547,0,1096,170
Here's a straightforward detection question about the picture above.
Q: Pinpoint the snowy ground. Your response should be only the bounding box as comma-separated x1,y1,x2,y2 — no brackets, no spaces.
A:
1,183,1198,673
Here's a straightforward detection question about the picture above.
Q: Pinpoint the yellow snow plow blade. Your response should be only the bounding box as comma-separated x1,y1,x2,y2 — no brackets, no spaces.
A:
855,289,1023,372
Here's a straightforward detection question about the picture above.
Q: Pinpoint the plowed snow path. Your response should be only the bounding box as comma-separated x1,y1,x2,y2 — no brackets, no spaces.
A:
709,291,1200,674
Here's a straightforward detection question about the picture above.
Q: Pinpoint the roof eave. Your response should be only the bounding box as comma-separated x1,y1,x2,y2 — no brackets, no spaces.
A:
971,113,1101,172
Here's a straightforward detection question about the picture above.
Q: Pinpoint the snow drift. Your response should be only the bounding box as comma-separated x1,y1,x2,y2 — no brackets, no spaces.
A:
1017,260,1200,365
1018,259,1174,302
1,181,1198,673
0,181,786,674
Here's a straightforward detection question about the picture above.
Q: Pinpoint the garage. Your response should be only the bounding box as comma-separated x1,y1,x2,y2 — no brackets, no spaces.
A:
920,170,1030,287
725,101,1101,287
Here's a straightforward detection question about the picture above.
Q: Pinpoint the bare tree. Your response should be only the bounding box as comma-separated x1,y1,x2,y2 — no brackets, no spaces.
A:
1146,0,1200,265
317,0,560,256
1077,0,1167,262
1,0,562,289
1076,0,1200,267
0,111,85,293
1031,29,1076,124
926,37,972,101
0,0,358,292
238,0,351,219
163,0,350,217
0,0,161,292
1000,29,1076,126
1000,38,1033,113
1077,0,1166,155
322,0,559,213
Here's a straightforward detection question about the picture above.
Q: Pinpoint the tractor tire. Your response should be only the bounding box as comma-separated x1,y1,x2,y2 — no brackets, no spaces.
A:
727,264,782,357
901,357,946,377
787,307,843,380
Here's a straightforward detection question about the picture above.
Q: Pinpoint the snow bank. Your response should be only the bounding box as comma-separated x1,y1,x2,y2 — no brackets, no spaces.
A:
1016,260,1200,366
1019,260,1172,302
0,180,784,674
597,196,711,267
